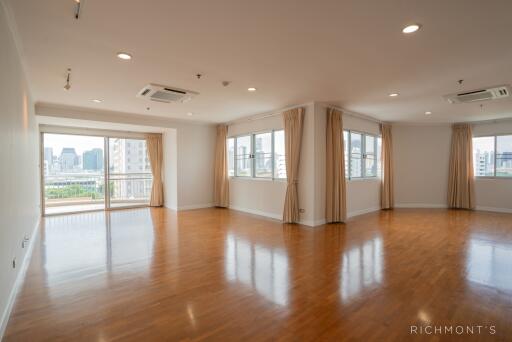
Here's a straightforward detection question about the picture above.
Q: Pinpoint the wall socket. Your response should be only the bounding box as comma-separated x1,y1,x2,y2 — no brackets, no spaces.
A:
299,208,305,213
22,235,29,248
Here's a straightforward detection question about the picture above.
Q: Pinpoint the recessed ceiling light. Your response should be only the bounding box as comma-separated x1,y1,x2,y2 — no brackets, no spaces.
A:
248,87,257,92
389,93,399,97
116,52,132,60
425,111,432,115
187,112,193,116
402,24,421,34
91,99,102,103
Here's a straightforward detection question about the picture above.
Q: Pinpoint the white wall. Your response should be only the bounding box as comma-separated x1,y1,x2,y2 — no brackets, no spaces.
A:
163,129,177,210
393,124,451,207
0,2,40,336
35,104,216,210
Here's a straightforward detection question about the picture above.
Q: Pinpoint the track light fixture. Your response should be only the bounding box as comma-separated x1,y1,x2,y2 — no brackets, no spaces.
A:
75,0,82,20
64,68,72,91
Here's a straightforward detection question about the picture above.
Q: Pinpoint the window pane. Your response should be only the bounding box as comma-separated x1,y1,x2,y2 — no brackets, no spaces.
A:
343,131,349,177
350,132,362,178
236,135,252,177
227,138,235,177
377,137,382,177
274,130,286,179
496,135,512,177
109,138,153,208
255,132,272,178
473,137,495,176
365,135,376,177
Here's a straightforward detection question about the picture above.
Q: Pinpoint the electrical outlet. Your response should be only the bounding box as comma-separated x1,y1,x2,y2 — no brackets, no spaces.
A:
12,258,16,269
299,208,305,213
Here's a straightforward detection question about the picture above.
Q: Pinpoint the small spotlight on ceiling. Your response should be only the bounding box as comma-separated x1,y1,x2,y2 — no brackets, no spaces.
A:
248,87,257,92
117,52,132,60
425,111,432,115
91,99,102,103
388,93,399,97
402,24,421,34
187,112,193,116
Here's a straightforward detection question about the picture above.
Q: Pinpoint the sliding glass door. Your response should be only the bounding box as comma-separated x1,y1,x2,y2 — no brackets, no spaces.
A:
42,133,153,215
43,133,106,215
108,138,152,208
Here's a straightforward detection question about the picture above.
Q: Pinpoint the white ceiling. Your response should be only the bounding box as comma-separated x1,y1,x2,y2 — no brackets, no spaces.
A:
6,0,512,123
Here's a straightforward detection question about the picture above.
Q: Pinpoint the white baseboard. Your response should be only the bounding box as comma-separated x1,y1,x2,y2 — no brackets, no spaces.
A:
476,206,512,214
0,217,40,340
177,203,214,211
229,206,282,221
395,203,448,209
347,207,381,218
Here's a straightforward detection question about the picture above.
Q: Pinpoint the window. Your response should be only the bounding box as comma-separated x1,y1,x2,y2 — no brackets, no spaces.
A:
473,135,512,177
236,135,252,177
274,130,286,179
496,135,512,177
228,130,286,179
344,130,381,179
254,132,272,177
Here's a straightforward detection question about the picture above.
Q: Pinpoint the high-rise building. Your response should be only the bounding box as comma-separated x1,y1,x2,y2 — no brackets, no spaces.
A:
44,147,53,174
60,147,78,171
83,148,104,171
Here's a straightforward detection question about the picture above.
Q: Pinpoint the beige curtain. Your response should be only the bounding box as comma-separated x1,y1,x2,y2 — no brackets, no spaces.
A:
448,123,475,209
213,124,229,207
282,107,305,223
146,134,164,207
380,123,394,209
326,108,347,223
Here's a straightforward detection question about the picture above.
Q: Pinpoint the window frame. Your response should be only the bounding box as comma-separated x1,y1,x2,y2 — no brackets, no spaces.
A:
228,129,286,181
473,133,512,179
344,129,381,180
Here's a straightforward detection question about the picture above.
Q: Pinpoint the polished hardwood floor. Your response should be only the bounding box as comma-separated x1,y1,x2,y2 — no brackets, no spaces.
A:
4,208,512,341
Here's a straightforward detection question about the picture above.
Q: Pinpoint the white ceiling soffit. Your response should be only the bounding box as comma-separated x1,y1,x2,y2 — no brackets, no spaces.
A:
6,0,512,123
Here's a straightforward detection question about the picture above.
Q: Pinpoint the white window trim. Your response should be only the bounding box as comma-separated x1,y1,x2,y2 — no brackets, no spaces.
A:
345,129,381,181
228,129,286,181
473,134,512,179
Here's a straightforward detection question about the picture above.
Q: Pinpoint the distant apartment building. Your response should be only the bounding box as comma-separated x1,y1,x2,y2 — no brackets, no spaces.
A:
60,147,78,171
83,148,104,171
110,138,151,201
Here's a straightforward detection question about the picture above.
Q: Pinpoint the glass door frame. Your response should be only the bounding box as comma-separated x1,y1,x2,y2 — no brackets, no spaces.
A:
40,128,153,216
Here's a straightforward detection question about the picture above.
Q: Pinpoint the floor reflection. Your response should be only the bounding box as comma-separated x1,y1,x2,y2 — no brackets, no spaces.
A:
225,233,289,306
466,234,512,291
43,209,155,295
340,235,383,302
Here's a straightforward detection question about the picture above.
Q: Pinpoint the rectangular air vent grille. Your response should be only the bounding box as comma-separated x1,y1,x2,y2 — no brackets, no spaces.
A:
136,84,199,103
444,85,510,104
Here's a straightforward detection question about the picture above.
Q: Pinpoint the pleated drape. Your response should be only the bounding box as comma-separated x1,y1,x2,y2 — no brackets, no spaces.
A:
146,134,164,207
213,124,230,207
448,123,475,209
325,108,347,223
282,107,305,223
380,124,394,209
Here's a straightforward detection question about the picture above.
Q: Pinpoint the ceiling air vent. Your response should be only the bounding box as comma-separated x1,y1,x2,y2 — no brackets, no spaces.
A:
137,84,199,103
444,85,510,104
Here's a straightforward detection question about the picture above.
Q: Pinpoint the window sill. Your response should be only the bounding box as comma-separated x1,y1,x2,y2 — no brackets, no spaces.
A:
475,176,512,180
347,177,381,182
229,176,287,183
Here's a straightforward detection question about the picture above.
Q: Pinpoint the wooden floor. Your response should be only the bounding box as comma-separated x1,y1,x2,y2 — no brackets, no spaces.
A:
4,208,512,341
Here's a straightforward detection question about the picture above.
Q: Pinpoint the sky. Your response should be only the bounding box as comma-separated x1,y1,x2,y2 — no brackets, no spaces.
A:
44,133,104,156
474,135,512,153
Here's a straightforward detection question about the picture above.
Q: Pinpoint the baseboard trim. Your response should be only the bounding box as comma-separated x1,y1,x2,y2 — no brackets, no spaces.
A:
395,203,448,209
229,206,282,221
0,217,40,340
347,207,381,218
475,206,512,214
177,203,214,211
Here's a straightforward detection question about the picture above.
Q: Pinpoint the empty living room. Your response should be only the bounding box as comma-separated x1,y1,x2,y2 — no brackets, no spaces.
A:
1,0,512,341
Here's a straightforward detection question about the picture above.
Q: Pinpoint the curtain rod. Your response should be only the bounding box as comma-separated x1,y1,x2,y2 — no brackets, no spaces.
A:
327,105,383,125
